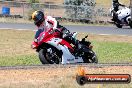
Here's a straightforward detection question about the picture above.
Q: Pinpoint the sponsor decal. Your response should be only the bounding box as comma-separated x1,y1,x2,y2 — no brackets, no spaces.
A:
76,66,131,85
67,58,74,61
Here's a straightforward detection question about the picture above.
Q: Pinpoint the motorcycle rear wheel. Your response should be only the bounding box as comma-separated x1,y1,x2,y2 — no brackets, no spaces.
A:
84,50,98,63
128,19,132,28
115,23,122,28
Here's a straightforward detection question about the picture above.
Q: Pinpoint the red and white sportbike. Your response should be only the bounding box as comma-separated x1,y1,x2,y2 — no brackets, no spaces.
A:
32,28,98,64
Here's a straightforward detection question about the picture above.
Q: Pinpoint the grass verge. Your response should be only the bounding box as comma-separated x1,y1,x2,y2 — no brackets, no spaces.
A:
93,41,132,63
0,29,131,66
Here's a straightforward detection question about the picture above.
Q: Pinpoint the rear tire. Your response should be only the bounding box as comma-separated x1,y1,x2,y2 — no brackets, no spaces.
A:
128,19,132,28
116,23,122,28
83,50,98,63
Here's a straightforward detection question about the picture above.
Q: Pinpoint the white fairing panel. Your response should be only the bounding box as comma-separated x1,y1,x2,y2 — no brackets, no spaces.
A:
47,37,63,50
47,37,84,64
61,45,75,64
61,45,84,64
117,7,131,21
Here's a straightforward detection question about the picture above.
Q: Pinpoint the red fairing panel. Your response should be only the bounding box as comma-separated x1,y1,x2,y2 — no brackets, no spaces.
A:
58,39,74,52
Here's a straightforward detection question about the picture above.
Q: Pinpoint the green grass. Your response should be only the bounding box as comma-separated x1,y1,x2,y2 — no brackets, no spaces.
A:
93,41,132,63
0,55,40,66
0,30,131,66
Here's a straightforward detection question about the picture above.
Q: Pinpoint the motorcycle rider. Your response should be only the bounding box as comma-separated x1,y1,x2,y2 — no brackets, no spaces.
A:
113,0,125,12
111,0,125,22
31,10,78,49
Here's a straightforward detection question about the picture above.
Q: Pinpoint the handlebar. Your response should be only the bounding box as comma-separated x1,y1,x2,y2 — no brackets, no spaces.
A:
54,28,62,33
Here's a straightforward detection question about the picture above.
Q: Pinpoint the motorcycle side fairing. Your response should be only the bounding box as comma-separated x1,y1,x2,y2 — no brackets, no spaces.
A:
117,7,131,21
38,34,84,64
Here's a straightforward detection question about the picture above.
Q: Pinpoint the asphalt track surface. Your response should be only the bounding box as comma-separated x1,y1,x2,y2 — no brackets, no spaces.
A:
0,22,132,36
0,22,132,68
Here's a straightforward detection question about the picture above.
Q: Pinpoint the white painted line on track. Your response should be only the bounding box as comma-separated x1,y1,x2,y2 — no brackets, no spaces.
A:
90,33,132,37
0,28,14,30
0,28,35,31
0,28,30,30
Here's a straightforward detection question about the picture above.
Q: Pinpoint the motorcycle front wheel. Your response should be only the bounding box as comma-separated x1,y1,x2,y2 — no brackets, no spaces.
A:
39,46,61,64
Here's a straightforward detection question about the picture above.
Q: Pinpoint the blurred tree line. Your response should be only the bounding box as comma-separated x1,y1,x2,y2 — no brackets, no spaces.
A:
64,0,96,20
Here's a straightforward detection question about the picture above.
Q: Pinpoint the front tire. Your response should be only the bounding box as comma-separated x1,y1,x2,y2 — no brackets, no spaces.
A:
39,46,61,64
39,49,49,64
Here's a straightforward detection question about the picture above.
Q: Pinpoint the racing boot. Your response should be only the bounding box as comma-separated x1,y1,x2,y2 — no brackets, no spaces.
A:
63,34,80,48
61,27,80,48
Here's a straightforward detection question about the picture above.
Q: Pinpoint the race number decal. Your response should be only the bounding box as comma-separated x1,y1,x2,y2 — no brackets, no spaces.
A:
50,38,62,44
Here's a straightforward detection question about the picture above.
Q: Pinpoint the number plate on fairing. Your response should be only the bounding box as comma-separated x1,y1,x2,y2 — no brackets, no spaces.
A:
49,38,62,44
